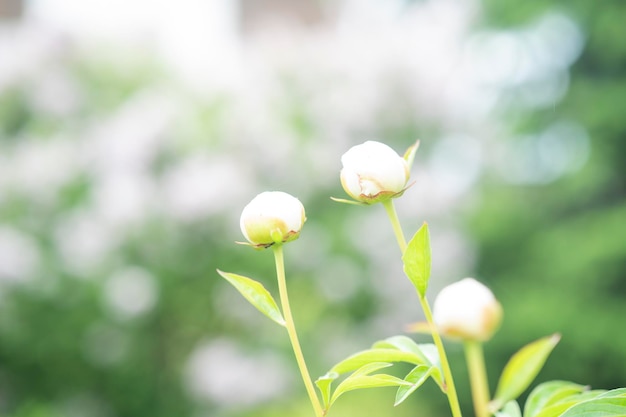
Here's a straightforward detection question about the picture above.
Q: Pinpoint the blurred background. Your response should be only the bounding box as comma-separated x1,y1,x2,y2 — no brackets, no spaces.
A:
0,0,624,416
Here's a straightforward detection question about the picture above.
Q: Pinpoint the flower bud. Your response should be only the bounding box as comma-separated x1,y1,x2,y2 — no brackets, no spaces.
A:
240,191,306,248
433,278,502,342
340,141,410,204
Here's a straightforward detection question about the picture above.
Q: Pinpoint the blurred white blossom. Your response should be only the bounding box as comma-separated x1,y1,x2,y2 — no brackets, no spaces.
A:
0,227,40,284
2,138,80,204
54,211,119,277
161,155,253,221
103,266,159,320
184,339,292,407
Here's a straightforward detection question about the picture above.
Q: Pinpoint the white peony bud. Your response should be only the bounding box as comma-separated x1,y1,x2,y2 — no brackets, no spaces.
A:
433,278,503,342
340,141,410,204
239,191,306,248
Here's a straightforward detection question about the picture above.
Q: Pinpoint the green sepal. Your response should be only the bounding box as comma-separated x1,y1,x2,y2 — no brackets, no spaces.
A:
403,140,420,171
235,241,274,250
270,228,284,244
330,197,369,206
403,223,432,298
216,270,285,326
491,334,561,411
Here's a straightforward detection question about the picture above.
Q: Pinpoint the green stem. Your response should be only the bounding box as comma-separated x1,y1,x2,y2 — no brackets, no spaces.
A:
273,245,324,417
382,200,407,253
465,341,490,417
382,199,463,417
420,296,463,417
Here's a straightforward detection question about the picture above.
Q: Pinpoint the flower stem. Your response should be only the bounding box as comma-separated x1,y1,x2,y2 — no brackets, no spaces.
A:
273,245,324,417
382,199,463,417
465,341,490,417
382,200,407,253
421,296,463,417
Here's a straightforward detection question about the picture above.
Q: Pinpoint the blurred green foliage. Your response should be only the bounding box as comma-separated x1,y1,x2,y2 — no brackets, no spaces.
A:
470,0,626,410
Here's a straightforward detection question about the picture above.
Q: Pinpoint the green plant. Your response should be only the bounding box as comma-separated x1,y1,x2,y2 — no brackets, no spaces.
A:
219,140,626,416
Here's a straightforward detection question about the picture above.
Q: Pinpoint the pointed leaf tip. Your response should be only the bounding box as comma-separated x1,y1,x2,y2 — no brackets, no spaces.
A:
403,140,420,171
394,365,434,406
315,372,339,410
217,270,286,326
330,363,411,407
402,223,432,297
492,334,561,410
330,197,368,206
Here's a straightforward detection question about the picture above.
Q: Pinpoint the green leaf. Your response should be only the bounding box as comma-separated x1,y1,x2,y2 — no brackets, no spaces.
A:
394,365,434,406
597,388,626,398
330,363,411,406
532,402,581,417
496,401,522,417
373,336,444,391
315,372,338,410
403,140,420,171
531,390,608,417
216,270,285,326
492,334,561,410
558,397,626,417
402,223,432,297
524,381,587,417
329,348,429,375
372,336,432,362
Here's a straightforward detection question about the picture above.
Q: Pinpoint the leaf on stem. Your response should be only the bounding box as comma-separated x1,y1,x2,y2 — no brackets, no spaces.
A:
315,372,338,410
318,335,446,412
524,381,587,417
216,270,285,326
558,397,626,417
403,223,432,298
491,334,561,411
329,349,428,375
529,391,607,417
330,363,411,406
373,335,444,391
373,336,439,367
597,388,626,398
495,401,522,417
395,365,434,406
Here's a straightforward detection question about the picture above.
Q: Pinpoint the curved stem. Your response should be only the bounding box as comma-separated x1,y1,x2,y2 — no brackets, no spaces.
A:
421,297,463,417
465,341,490,417
382,199,463,417
382,200,407,253
273,245,324,417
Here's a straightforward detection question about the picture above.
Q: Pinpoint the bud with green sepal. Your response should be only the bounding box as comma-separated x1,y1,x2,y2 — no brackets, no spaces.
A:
239,191,306,248
333,140,419,205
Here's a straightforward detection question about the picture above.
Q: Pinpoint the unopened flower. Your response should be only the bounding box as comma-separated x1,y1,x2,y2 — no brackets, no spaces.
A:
433,278,502,342
239,191,306,248
339,141,411,204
